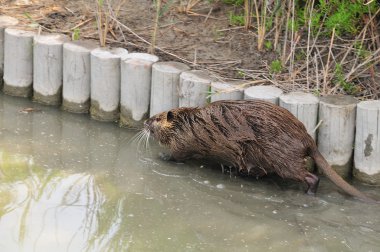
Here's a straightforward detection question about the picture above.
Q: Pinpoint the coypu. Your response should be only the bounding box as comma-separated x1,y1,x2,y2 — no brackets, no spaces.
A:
144,100,375,202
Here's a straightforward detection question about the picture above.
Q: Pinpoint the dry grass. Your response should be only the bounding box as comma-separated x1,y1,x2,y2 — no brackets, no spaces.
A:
238,0,380,98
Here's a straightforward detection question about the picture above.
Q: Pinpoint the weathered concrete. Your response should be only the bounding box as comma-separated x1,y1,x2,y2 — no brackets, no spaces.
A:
120,53,159,128
33,34,68,105
353,100,380,185
244,85,283,105
210,81,244,102
317,95,358,178
62,40,97,113
90,47,128,122
150,61,190,117
279,92,319,140
3,28,35,97
179,70,212,107
0,16,19,87
90,99,120,122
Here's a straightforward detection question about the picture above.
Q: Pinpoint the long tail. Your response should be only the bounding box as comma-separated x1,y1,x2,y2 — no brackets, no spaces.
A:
310,148,376,203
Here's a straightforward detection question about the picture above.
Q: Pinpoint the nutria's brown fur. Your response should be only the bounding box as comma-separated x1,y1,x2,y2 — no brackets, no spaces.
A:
145,100,375,202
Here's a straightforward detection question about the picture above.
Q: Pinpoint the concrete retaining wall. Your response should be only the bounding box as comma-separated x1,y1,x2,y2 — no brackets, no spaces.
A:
33,34,68,105
90,47,128,122
120,53,159,128
62,41,97,113
3,28,35,97
317,96,358,178
244,85,283,104
354,100,380,185
0,16,19,88
0,18,378,184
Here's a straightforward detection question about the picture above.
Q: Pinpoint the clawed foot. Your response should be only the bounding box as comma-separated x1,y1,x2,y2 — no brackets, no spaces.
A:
159,152,172,161
158,152,184,164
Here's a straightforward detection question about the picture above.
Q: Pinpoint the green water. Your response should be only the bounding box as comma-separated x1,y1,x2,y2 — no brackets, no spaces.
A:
0,94,379,252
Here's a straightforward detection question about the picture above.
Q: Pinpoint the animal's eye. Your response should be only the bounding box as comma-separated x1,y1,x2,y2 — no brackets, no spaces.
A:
155,117,161,122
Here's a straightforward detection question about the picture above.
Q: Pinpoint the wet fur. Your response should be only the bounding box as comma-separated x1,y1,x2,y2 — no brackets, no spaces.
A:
145,100,375,202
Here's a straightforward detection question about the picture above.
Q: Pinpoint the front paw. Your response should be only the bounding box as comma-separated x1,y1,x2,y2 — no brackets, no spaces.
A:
159,152,172,161
159,152,185,164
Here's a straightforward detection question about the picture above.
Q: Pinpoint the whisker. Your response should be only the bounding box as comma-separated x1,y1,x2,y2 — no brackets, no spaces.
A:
130,128,153,157
146,130,151,151
139,129,150,152
128,130,144,145
137,131,146,152
145,130,152,156
144,130,148,150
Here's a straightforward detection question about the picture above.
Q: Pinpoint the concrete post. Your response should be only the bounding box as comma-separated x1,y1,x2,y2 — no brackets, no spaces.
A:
120,53,158,128
33,34,68,105
353,100,380,185
3,28,35,97
179,70,212,107
317,95,358,177
90,47,128,122
279,92,319,140
150,61,190,116
210,81,244,102
0,16,19,88
244,85,283,105
62,40,97,113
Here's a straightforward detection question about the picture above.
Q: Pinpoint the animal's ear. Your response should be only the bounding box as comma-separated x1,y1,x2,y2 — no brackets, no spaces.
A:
167,111,174,122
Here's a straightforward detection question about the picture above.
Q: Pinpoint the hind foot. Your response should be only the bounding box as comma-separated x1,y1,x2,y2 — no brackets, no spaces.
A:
305,173,320,195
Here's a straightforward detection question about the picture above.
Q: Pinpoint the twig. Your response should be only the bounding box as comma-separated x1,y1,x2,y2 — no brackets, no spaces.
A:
109,15,196,65
323,27,335,94
186,11,221,20
281,5,290,64
193,48,197,65
313,120,323,133
306,0,315,90
70,18,93,30
64,7,75,15
106,0,128,44
314,53,319,93
203,7,213,23
244,0,252,30
149,0,161,54
345,48,380,81
289,0,296,84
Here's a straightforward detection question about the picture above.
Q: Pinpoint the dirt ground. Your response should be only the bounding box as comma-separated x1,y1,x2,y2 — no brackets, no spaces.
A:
0,0,277,79
1,0,379,97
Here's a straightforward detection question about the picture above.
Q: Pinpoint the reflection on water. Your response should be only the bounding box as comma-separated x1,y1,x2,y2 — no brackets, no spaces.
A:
0,94,379,252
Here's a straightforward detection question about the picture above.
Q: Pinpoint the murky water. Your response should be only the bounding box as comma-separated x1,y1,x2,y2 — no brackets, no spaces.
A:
0,94,379,252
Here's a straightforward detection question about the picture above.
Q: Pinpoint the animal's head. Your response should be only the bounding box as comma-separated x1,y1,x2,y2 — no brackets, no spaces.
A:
144,107,196,146
144,110,177,145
